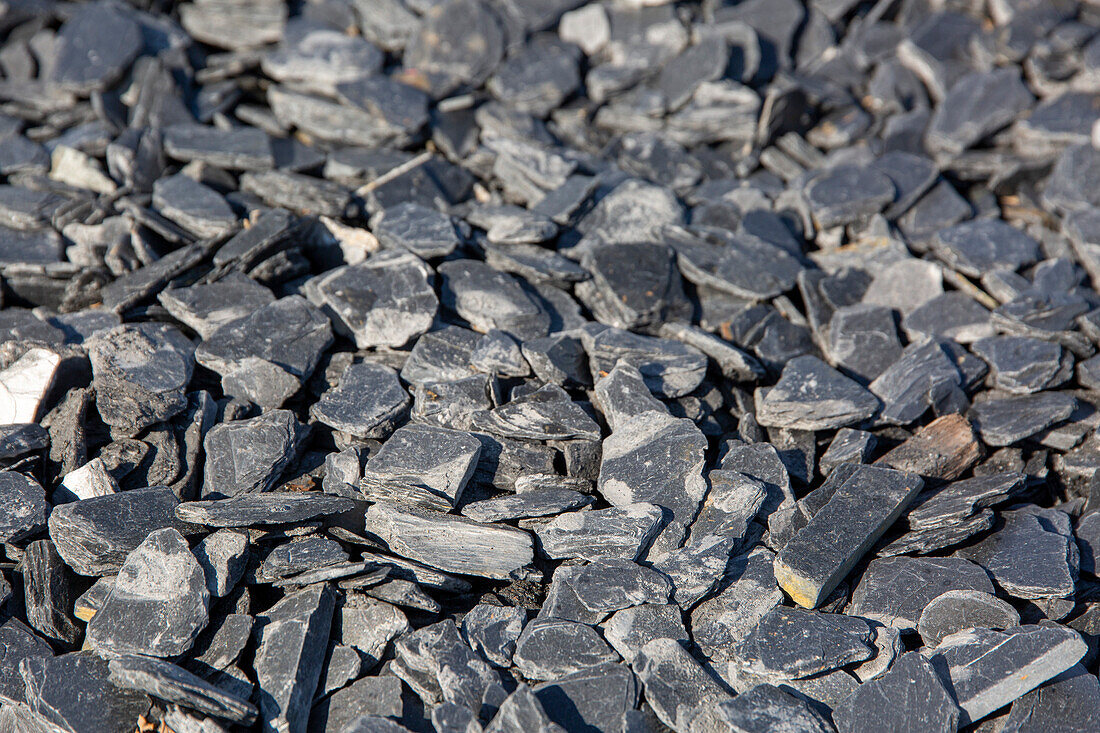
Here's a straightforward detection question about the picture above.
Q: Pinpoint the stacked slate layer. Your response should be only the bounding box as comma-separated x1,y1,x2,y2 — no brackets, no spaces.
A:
3,0,1100,732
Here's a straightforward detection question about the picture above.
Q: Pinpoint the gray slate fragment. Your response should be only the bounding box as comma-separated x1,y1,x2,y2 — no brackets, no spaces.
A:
0,471,47,543
400,326,480,385
22,540,80,646
176,493,357,527
819,429,876,474
732,606,873,680
833,652,960,733
363,501,533,580
572,559,672,613
0,617,52,705
193,529,249,598
88,323,195,433
374,202,461,259
930,220,1041,278
805,166,895,228
513,618,619,680
692,549,784,662
254,584,335,733
153,173,237,238
533,662,639,733
484,684,564,733
392,619,498,709
108,654,256,724
1002,664,1100,733
847,556,995,632
158,273,276,340
924,625,1087,727
461,489,593,523
49,486,194,576
50,3,143,92
593,361,668,432
584,326,708,399
20,652,151,733
634,638,733,732
971,336,1072,395
85,528,210,658
918,590,1021,647
827,304,903,382
202,409,305,498
755,355,880,431
360,423,480,510
471,383,600,441
535,503,665,561
903,292,995,344
311,362,410,440
164,124,274,170
970,392,1077,446
925,68,1034,156
774,465,923,608
461,604,526,668
687,683,832,733
869,340,965,425
602,604,689,665
440,259,550,339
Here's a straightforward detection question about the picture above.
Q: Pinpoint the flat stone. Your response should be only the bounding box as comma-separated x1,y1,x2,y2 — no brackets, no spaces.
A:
484,683,564,733
535,503,664,561
0,617,53,705
400,326,480,385
392,619,498,709
22,539,80,646
1002,664,1100,733
970,392,1077,447
193,529,249,598
688,683,832,733
363,501,533,580
263,29,382,90
731,606,873,680
534,662,639,733
48,486,194,576
85,528,210,657
470,329,530,378
689,469,767,547
903,292,995,344
108,654,256,724
20,652,151,733
440,259,550,339
461,489,593,523
471,383,600,441
925,68,1033,156
305,252,437,349
905,471,1025,532
336,598,408,669
774,465,923,608
309,676,403,732
653,535,743,609
254,584,335,733
202,409,306,498
88,323,195,433
158,273,276,340
359,423,481,510
404,0,504,88
176,492,357,527
164,123,274,170
827,304,904,383
412,375,494,430
924,625,1087,727
861,258,944,315
311,361,410,440
460,603,526,668
570,559,672,614
602,604,689,665
0,346,60,425
513,618,619,680
153,173,237,238
667,227,804,301
50,2,143,92
634,637,733,732
847,556,995,632
692,548,784,663
755,355,880,431
805,166,896,229
0,471,47,543
584,327,708,399
833,652,960,733
819,429,877,474
917,590,1021,647
955,507,1078,599
971,336,1072,394
0,422,48,459
576,242,690,331
373,202,461,259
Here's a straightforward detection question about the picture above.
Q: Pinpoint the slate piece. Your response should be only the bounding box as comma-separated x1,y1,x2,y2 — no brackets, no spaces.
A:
602,604,689,665
584,327,708,399
532,662,639,733
925,68,1033,156
363,501,533,580
470,383,601,441
571,558,672,614
359,423,480,509
88,323,195,433
0,471,47,543
440,259,550,339
153,173,237,238
400,326,480,385
176,492,357,527
774,464,923,608
535,503,664,561
689,683,832,733
513,618,619,680
804,165,895,228
955,508,1078,599
917,590,1021,647
1002,664,1100,733
930,219,1042,278
108,654,257,724
577,242,691,330
634,637,733,732
461,604,526,668
971,336,1072,395
311,362,410,440
20,653,151,733
158,272,276,340
833,652,960,733
847,556,995,632
193,529,249,598
461,489,593,522
164,124,274,170
392,619,498,708
48,486,194,576
755,355,880,431
0,617,53,705
667,227,803,301
905,471,1025,531
374,202,461,259
903,292,995,344
819,428,876,474
732,606,874,679
304,251,437,349
254,584,335,733
50,3,143,93
970,392,1077,447
22,540,80,646
0,346,61,425
202,409,305,498
925,625,1087,727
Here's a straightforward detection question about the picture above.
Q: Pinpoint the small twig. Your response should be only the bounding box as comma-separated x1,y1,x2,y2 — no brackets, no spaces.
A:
355,150,433,196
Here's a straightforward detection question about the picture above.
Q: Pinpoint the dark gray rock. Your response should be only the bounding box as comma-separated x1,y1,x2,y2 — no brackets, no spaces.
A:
731,606,873,680
254,584,336,733
373,202,461,259
827,304,904,383
202,409,306,498
534,663,639,733
20,652,151,733
513,618,619,680
153,173,238,238
819,429,877,474
175,492,357,527
1002,664,1100,733
917,589,1021,647
400,326,481,385
577,242,691,331
0,618,53,705
667,227,803,301
461,604,527,668
804,166,895,228
602,604,689,665
312,361,410,440
971,336,1072,394
392,619,498,708
692,549,784,663
774,465,923,608
193,529,249,598
970,392,1077,447
847,556,995,632
925,68,1033,156
755,355,880,431
535,503,664,561
158,272,276,340
571,559,672,614
85,528,209,657
164,124,274,170
359,423,481,510
22,540,80,647
930,219,1041,278
108,654,257,724
50,2,143,93
484,683,565,733
471,383,600,441
461,489,593,522
0,471,47,543
634,637,733,732
48,486,194,576
688,683,832,733
903,292,995,344
584,327,708,399
834,652,960,733
925,625,1087,727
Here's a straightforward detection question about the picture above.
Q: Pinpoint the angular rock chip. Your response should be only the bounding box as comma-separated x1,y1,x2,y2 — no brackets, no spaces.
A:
158,273,276,340
971,336,1071,395
392,619,498,708
373,202,461,259
688,683,832,733
85,528,209,657
513,618,619,680
153,173,237,238
440,259,550,339
22,540,80,646
202,409,305,498
108,654,257,724
363,501,533,580
0,471,47,543
462,489,593,523
50,2,143,92
774,465,923,608
925,68,1033,156
805,166,895,229
584,327,709,399
732,606,873,680
359,423,480,510
634,637,732,732
176,492,356,527
311,362,410,440
535,503,664,561
471,383,600,441
755,356,880,431
833,652,960,733
0,347,60,425
20,653,151,733
461,604,526,668
970,392,1078,447
571,559,672,614
1002,664,1100,733
602,604,689,665
917,590,1021,647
